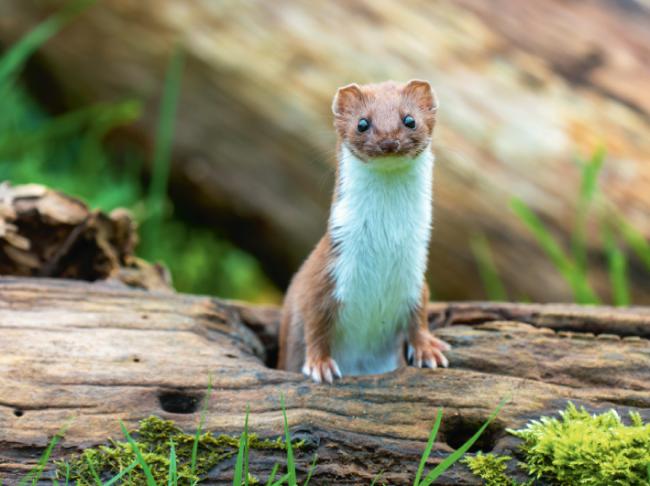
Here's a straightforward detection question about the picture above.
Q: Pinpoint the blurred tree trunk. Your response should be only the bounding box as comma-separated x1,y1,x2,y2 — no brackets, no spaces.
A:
1,0,649,302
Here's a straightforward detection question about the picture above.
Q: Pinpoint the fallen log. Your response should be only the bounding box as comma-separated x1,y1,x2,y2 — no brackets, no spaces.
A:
2,0,650,302
1,277,649,485
0,182,171,291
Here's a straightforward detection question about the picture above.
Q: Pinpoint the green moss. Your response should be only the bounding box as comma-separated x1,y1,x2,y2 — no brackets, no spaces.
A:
55,416,294,485
464,403,650,486
462,452,528,486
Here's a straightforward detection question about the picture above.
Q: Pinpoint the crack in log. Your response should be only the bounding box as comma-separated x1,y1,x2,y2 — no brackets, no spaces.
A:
0,402,96,412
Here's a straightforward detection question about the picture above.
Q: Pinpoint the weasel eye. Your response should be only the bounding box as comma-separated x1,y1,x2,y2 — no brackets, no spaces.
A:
403,115,416,129
357,118,370,133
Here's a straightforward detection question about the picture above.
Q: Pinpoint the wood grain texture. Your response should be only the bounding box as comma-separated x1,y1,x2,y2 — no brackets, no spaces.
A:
1,277,649,484
1,0,650,302
0,182,171,291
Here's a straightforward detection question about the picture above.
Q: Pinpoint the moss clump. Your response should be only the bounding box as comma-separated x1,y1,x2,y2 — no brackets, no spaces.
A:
56,416,292,485
464,403,650,486
462,452,529,486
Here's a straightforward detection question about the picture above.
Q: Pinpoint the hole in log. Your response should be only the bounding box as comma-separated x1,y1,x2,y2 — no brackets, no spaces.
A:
158,391,201,414
265,346,279,369
14,409,24,417
133,357,141,363
441,415,502,453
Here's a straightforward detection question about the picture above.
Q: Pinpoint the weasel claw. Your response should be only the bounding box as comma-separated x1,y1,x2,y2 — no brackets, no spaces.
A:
408,330,450,369
423,358,437,369
302,357,342,384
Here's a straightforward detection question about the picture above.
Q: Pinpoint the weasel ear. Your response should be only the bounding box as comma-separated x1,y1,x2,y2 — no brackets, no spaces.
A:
332,83,364,116
404,79,438,113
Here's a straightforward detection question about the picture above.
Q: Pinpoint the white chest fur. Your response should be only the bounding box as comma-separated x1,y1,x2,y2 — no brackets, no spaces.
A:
328,145,434,375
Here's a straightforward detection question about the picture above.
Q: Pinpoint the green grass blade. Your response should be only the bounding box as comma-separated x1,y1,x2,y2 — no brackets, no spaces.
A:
609,248,630,306
579,147,605,203
168,441,177,486
270,473,291,486
303,453,318,486
119,421,158,486
264,463,280,486
84,456,102,486
18,423,67,486
190,375,213,481
419,398,508,486
572,148,605,273
244,406,250,485
470,234,508,301
511,198,574,276
280,394,297,486
144,45,184,255
603,229,630,306
413,408,443,486
617,215,650,272
511,197,599,304
102,460,139,486
0,0,96,83
233,406,250,486
370,472,383,486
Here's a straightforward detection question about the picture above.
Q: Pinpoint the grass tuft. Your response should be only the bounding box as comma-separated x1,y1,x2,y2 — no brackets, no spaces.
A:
470,234,508,301
119,420,159,486
233,406,250,486
264,463,280,486
17,422,68,486
413,407,442,486
416,398,508,486
511,197,600,304
143,45,185,257
603,227,630,306
280,394,297,486
572,146,605,273
191,375,213,481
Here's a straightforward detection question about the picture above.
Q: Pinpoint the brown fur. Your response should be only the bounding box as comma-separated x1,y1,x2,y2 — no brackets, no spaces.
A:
332,80,437,160
407,284,449,369
277,234,338,372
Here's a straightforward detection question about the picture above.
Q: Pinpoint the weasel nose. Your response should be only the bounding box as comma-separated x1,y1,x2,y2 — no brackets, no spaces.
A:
379,140,400,154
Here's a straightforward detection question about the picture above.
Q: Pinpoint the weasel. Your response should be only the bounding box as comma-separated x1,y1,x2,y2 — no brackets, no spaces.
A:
277,79,450,383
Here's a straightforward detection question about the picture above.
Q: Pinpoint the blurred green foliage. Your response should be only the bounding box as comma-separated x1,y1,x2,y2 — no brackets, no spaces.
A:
0,1,279,302
474,148,650,306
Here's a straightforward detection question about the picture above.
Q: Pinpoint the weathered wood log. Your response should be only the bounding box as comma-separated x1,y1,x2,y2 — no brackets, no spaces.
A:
2,0,650,302
0,182,171,291
1,277,649,485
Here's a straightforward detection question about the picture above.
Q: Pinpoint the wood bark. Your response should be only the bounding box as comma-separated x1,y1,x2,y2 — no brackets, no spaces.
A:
1,277,649,485
0,182,171,291
1,0,650,302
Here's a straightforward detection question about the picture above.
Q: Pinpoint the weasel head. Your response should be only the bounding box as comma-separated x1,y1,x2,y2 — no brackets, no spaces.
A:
332,80,438,164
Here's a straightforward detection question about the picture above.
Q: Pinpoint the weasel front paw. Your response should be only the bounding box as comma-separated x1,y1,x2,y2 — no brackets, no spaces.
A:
302,356,342,384
408,331,451,369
